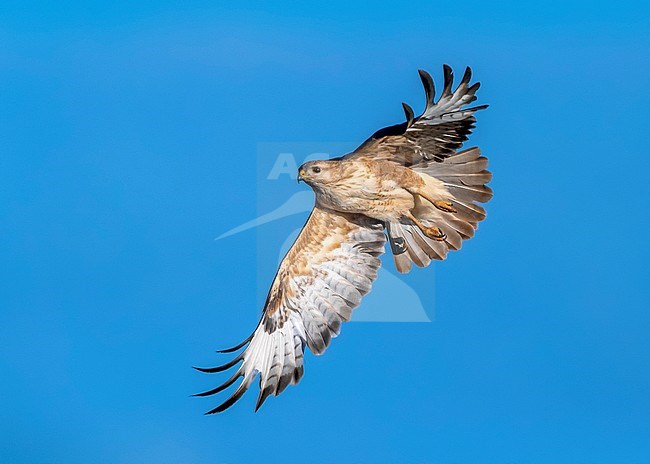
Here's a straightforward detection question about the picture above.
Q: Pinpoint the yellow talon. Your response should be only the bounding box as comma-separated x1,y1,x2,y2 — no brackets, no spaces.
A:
424,226,447,241
433,200,457,213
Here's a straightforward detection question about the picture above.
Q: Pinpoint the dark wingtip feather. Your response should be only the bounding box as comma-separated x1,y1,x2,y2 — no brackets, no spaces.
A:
192,353,243,373
204,383,250,414
442,64,454,96
401,102,415,126
418,69,435,104
468,81,481,94
276,373,293,396
461,66,472,85
254,386,274,412
192,366,212,373
293,365,304,384
216,333,253,353
192,370,243,397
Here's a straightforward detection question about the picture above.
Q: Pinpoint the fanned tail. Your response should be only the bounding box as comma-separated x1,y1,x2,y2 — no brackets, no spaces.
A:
387,147,492,273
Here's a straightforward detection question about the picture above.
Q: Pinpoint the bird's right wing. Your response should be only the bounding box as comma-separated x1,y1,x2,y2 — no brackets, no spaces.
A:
345,65,487,165
194,206,386,413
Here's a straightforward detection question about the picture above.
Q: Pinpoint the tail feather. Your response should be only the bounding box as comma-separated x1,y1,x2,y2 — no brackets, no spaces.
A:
394,222,431,268
445,216,476,239
444,146,483,164
453,198,487,223
446,183,493,203
434,157,488,176
406,224,448,261
387,220,450,274
386,222,413,273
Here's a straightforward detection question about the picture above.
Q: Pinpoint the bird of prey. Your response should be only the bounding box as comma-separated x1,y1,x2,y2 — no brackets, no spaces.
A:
195,65,493,413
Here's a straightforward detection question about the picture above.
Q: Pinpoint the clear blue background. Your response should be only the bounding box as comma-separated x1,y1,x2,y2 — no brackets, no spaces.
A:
1,2,649,463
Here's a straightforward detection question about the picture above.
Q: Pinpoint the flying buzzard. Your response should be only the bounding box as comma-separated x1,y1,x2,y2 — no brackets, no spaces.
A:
195,65,492,413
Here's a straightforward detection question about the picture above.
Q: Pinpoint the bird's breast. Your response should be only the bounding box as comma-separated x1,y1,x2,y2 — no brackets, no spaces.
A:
314,172,414,221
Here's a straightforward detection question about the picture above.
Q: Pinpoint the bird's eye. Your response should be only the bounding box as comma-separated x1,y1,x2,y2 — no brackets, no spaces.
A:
312,166,321,174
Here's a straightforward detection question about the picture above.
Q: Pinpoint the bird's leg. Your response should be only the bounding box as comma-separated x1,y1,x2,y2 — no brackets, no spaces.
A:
406,187,457,213
403,211,447,241
431,199,457,213
420,192,457,213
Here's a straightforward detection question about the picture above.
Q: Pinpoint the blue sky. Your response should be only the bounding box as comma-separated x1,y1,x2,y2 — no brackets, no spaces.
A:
1,1,649,463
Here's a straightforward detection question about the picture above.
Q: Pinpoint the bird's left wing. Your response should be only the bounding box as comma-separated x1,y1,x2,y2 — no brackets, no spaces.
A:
194,206,386,413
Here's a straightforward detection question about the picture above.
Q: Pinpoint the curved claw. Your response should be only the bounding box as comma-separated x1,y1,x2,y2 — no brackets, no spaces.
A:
424,226,447,241
433,200,458,213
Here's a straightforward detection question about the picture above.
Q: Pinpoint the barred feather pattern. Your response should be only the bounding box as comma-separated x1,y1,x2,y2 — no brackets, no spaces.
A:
194,207,385,413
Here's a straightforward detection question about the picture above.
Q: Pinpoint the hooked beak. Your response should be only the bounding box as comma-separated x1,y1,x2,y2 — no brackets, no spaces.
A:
297,168,305,183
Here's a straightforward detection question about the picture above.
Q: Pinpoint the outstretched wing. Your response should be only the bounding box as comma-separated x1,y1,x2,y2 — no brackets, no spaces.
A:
194,207,386,413
345,65,487,165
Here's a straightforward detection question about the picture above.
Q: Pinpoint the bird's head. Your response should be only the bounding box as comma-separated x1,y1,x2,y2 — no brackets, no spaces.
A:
297,160,341,186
